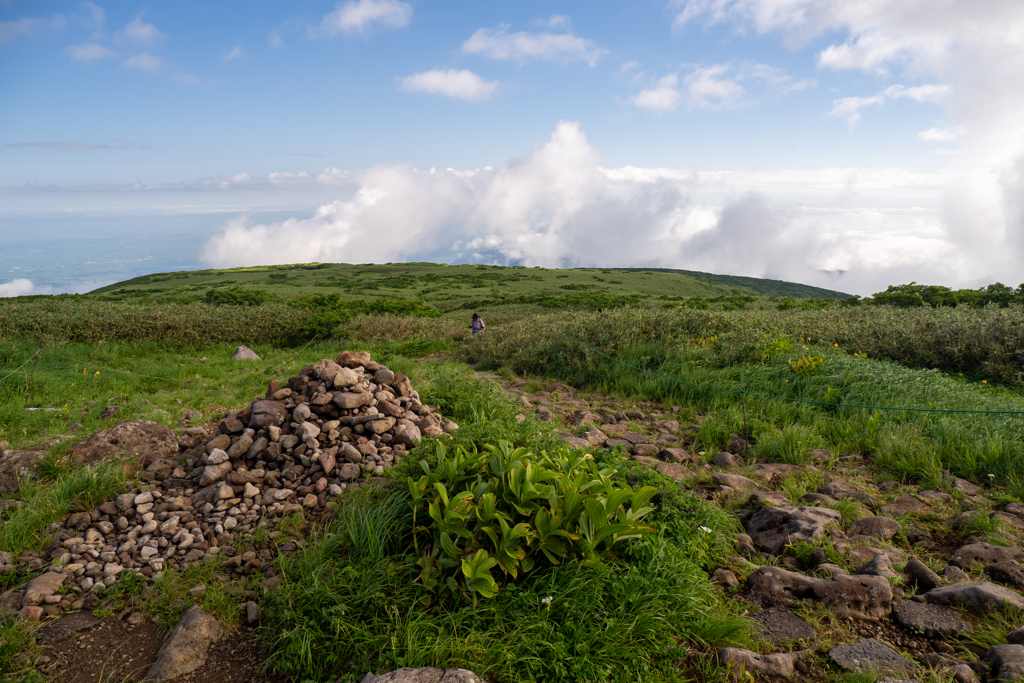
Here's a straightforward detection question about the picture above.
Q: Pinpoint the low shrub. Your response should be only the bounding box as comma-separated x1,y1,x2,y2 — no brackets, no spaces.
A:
407,441,656,602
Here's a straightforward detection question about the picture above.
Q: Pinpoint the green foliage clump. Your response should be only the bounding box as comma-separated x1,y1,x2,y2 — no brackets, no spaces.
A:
407,441,656,602
204,287,276,306
293,294,442,338
873,281,1024,308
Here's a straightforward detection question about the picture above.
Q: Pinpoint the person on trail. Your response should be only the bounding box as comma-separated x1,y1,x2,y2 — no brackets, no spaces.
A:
471,312,485,335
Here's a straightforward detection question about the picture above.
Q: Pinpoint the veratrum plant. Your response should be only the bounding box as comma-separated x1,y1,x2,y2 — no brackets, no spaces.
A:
407,440,657,603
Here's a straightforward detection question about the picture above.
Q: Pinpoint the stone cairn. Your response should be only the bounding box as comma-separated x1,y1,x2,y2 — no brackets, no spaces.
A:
1,350,457,620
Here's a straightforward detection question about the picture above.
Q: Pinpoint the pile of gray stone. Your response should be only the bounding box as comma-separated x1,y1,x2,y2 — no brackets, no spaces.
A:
0,351,456,621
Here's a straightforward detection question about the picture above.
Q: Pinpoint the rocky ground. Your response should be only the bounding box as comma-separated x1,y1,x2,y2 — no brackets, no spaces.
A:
2,359,1024,682
487,371,1024,682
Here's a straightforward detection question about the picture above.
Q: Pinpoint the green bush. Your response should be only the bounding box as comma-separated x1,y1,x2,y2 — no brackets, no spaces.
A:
407,441,656,602
204,287,276,306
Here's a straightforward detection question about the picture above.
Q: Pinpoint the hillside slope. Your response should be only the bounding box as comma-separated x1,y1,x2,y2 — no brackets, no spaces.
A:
88,262,845,307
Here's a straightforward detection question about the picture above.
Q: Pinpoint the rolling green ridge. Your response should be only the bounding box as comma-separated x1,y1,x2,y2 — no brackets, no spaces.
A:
87,262,846,307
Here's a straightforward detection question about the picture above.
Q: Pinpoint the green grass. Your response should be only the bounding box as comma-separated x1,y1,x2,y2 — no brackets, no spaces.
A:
256,363,750,683
460,308,1024,491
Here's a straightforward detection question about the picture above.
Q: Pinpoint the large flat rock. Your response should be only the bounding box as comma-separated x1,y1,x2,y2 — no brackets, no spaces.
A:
746,506,842,555
830,638,918,674
924,582,1024,613
892,599,972,638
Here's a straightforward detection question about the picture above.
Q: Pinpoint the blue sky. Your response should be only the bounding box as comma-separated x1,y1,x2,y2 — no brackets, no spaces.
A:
2,1,1022,296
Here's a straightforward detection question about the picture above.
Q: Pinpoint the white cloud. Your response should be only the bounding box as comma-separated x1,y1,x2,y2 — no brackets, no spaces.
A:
268,29,283,48
80,2,105,38
630,61,814,112
320,0,412,35
462,24,607,66
0,14,66,44
916,126,961,142
224,45,244,60
532,15,572,30
68,42,115,60
123,52,162,72
199,121,967,295
400,69,500,102
630,74,682,112
684,64,746,109
673,0,1024,278
829,83,951,127
115,16,164,43
0,279,53,297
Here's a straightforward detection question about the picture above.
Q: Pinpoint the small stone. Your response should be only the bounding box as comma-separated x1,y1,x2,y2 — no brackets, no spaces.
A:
711,568,739,588
233,346,261,360
904,558,942,591
245,601,260,626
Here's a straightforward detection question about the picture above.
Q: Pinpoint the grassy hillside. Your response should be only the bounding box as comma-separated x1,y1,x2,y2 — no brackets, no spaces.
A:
619,267,850,299
87,262,846,308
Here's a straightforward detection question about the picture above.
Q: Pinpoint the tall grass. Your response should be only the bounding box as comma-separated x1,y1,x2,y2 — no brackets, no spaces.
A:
460,309,1024,490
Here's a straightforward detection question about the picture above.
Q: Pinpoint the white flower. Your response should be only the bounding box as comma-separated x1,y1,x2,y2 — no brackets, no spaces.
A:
988,474,996,479
699,526,712,533
541,596,553,604
699,451,706,456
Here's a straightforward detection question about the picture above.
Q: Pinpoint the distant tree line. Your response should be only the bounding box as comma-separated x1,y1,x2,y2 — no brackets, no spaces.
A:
870,282,1024,308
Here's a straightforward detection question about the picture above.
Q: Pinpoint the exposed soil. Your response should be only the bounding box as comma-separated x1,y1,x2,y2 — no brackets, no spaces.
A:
34,611,285,683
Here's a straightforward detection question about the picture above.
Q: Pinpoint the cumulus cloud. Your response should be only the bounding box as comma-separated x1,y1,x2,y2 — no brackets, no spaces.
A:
224,45,244,60
200,121,961,294
631,62,814,112
115,16,164,44
462,22,607,65
0,279,53,298
320,0,412,35
673,0,1024,277
399,69,500,101
917,126,961,142
0,14,66,44
68,42,115,60
123,52,162,72
829,84,950,127
630,74,682,112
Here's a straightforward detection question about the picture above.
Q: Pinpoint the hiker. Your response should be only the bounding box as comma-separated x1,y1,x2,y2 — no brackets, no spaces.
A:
471,312,485,335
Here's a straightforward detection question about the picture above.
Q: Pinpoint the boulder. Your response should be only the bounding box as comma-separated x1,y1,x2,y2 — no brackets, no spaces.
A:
904,558,942,591
892,600,973,638
749,608,816,644
710,452,744,468
336,350,371,368
710,472,758,490
746,506,842,554
745,567,817,608
986,561,1024,589
314,359,344,384
334,367,360,389
0,449,46,493
829,638,917,674
716,648,804,677
145,605,223,682
657,448,693,463
846,515,901,540
23,572,65,606
986,645,1024,682
232,345,261,360
249,400,287,429
924,582,1024,613
808,575,892,621
333,391,374,410
950,543,1023,569
855,554,899,578
70,420,177,469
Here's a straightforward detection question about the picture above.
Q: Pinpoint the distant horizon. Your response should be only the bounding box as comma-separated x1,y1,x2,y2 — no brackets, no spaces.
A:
3,1,1023,298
